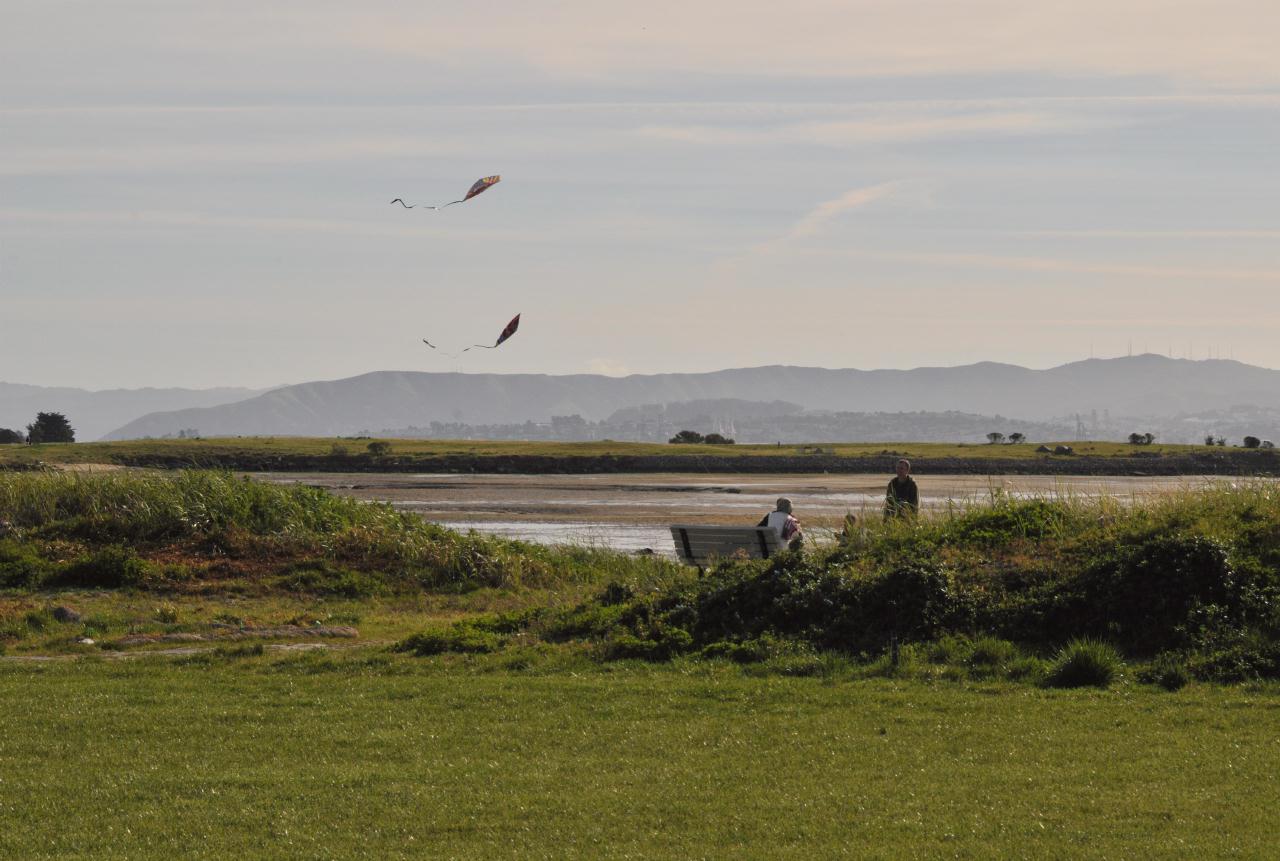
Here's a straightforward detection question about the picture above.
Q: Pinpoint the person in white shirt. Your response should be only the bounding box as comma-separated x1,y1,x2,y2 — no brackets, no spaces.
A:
757,497,803,550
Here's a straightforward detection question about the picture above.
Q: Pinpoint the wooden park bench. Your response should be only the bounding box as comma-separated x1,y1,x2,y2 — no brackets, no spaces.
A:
669,524,785,568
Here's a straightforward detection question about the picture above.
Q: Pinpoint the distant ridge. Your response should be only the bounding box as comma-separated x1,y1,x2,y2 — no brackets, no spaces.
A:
1,382,268,442
100,355,1280,441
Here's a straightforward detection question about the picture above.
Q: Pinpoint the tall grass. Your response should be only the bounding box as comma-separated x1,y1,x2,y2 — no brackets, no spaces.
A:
411,481,1280,680
0,471,680,591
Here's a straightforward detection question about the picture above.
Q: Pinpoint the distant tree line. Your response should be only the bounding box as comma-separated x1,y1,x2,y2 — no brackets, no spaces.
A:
669,430,735,445
0,412,75,444
985,432,1026,444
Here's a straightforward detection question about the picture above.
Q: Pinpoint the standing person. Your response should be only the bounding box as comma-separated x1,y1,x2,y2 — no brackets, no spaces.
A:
758,497,803,549
884,459,919,519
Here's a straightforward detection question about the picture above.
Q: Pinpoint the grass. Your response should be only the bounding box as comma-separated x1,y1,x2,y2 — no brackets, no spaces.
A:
0,470,680,596
0,436,1233,468
413,481,1280,681
1,656,1277,859
4,471,1280,855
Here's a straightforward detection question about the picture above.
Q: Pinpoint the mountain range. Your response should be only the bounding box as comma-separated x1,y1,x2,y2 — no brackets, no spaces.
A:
64,354,1279,442
6,355,1278,444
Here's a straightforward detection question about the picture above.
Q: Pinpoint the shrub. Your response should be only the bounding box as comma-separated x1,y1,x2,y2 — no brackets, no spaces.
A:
1086,533,1237,652
366,441,391,456
1139,653,1190,691
1243,436,1261,449
669,430,704,445
55,545,148,588
395,623,503,656
0,539,52,588
1045,639,1122,688
277,561,390,598
945,498,1069,546
968,636,1019,668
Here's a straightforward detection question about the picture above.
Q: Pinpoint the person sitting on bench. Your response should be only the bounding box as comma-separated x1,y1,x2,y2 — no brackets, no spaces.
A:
758,497,803,550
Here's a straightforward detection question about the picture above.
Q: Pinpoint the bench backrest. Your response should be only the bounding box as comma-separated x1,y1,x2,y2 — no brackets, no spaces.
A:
669,524,784,567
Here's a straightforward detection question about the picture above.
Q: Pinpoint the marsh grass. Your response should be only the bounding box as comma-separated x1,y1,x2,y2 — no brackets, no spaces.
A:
1045,638,1124,688
0,470,682,595
0,436,1223,469
398,481,1280,681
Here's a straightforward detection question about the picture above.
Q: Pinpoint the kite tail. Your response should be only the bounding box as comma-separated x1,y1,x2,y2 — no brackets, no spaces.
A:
438,200,466,209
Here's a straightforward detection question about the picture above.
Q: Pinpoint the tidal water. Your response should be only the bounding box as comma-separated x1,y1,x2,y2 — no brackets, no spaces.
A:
252,472,1246,556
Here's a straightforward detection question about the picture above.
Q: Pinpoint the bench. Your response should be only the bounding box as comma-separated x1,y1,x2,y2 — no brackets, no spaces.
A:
669,524,785,568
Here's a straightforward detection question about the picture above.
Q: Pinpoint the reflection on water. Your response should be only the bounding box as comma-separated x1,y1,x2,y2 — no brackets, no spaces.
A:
253,471,1248,555
436,521,678,556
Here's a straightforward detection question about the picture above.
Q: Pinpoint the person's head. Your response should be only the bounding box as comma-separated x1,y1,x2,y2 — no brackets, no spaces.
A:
896,459,911,479
776,497,792,513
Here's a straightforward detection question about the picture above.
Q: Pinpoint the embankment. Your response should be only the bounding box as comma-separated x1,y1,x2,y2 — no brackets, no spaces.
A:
84,449,1280,475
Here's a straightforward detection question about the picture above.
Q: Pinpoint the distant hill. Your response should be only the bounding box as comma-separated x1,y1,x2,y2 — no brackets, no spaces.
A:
99,355,1280,441
0,383,267,442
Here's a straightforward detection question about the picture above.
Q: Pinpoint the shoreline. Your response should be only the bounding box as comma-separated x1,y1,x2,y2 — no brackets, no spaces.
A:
45,449,1280,476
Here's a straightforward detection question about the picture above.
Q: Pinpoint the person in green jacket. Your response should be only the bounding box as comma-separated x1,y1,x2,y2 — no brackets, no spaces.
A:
884,458,919,519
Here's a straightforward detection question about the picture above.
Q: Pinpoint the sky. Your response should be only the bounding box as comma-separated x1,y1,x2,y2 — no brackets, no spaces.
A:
3,1,1279,389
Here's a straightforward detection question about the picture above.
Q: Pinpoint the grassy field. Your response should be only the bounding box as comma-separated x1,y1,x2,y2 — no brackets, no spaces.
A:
0,436,1217,467
2,655,1278,859
4,470,1280,856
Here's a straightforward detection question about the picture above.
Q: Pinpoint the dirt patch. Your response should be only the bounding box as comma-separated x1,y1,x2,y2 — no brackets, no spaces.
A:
115,625,358,647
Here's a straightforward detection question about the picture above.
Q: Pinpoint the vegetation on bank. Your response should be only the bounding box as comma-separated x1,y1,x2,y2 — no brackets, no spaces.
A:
0,435,1239,469
398,483,1280,684
0,470,676,597
4,471,1280,684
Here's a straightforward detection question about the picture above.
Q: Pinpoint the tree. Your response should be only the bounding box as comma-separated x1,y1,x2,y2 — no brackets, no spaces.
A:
1007,432,1025,445
669,430,705,444
1243,436,1261,449
1143,432,1156,446
0,428,24,444
1204,434,1217,447
367,440,392,456
1127,432,1155,446
26,412,75,444
986,432,1005,444
703,433,735,445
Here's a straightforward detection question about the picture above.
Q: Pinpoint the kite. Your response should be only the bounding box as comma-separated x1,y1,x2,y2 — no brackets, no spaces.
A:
465,313,521,351
421,314,521,358
391,175,501,210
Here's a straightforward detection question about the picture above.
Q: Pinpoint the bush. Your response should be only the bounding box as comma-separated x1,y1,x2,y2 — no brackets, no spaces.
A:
395,623,504,656
277,561,390,598
55,545,148,588
1045,639,1122,688
366,441,391,456
1139,653,1190,691
1086,533,1237,652
1243,436,1261,449
968,636,1019,668
669,430,704,445
0,539,52,588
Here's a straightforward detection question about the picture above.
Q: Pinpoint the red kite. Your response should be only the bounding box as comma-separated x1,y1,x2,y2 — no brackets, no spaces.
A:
465,314,521,351
391,175,501,210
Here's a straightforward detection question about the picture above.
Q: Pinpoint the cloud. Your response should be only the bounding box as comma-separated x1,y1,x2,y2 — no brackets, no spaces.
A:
586,359,632,377
638,110,1096,147
813,247,1280,284
784,184,899,242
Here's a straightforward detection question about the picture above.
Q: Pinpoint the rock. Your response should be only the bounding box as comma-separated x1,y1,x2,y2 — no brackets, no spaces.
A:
76,637,95,646
52,606,81,623
1054,445,1075,455
1035,445,1052,453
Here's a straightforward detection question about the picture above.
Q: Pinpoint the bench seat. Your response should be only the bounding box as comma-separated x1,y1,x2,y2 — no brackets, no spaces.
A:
669,524,785,567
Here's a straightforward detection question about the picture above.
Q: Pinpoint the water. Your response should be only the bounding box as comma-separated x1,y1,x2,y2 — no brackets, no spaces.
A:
253,471,1246,554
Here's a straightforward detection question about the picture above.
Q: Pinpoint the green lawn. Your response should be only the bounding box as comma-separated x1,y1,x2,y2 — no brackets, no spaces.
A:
0,436,1214,467
2,656,1277,859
